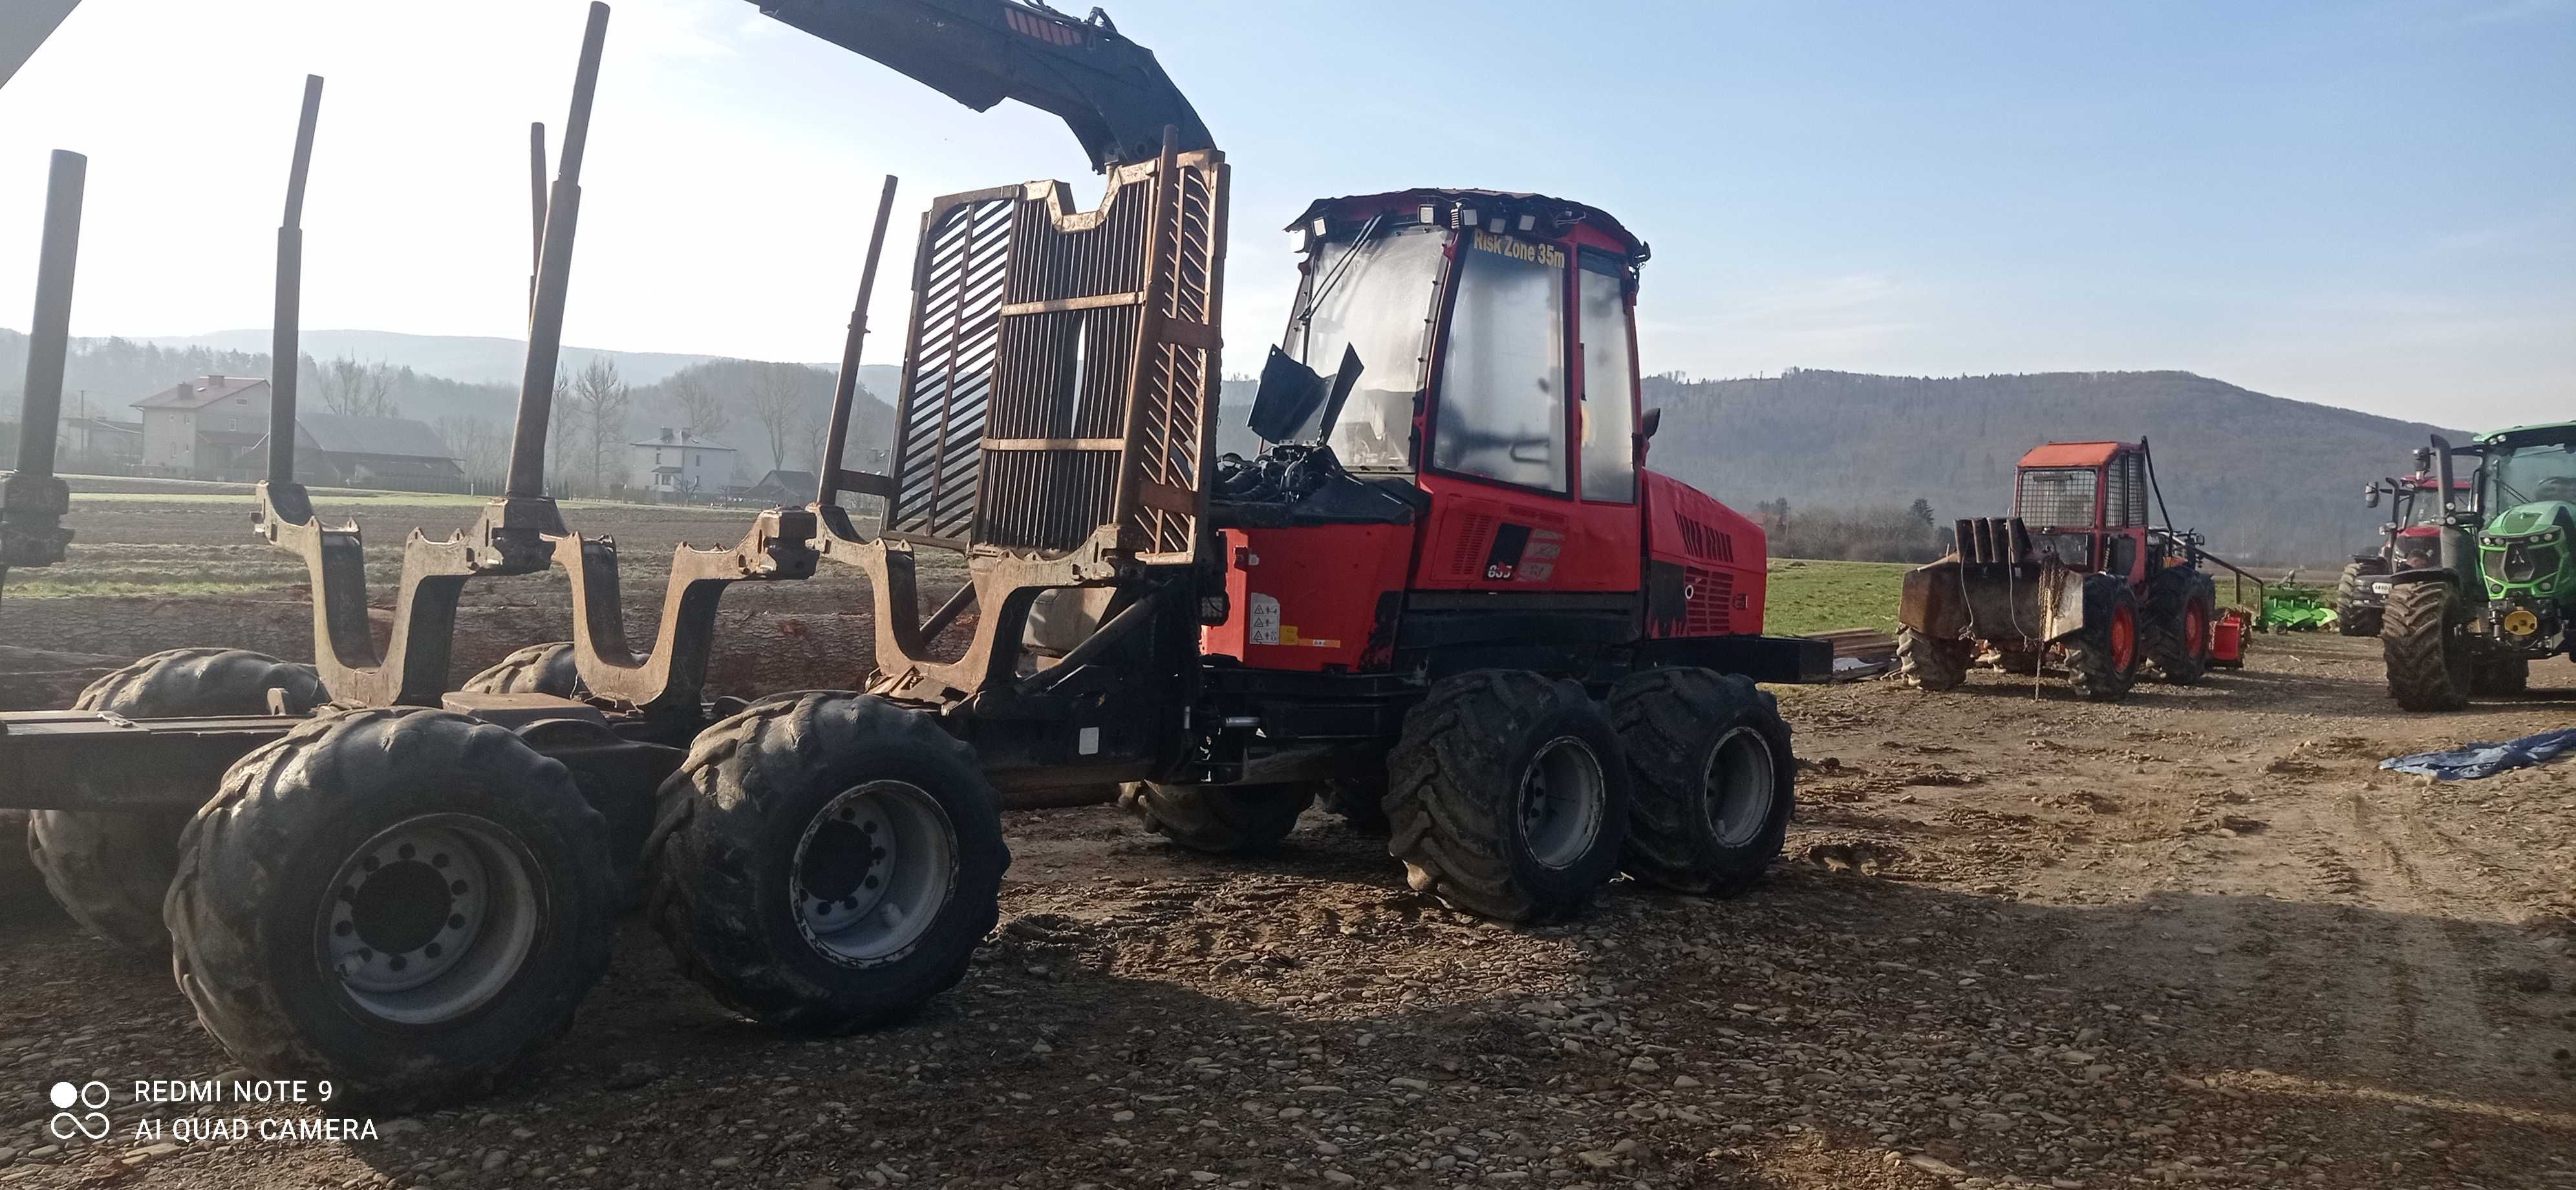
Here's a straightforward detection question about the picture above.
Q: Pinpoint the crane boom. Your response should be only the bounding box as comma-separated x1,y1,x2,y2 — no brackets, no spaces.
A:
749,0,1210,171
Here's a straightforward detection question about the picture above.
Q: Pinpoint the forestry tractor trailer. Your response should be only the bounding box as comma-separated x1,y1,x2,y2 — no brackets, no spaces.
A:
0,0,1825,1109
1893,439,2261,700
2335,457,2469,637
2377,422,2576,709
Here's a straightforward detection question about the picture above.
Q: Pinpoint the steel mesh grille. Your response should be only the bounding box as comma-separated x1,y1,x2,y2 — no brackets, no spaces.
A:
1683,566,1735,636
2016,467,2098,529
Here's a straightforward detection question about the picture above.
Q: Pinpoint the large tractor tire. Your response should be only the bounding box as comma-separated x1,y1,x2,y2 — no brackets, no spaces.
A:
2143,572,2216,686
650,692,1007,1033
1609,668,1795,897
1895,629,1971,691
1120,781,1313,854
2473,653,2529,697
2381,581,2471,711
2063,579,2141,702
1386,671,1630,924
2334,561,2384,637
461,642,585,698
168,708,616,1110
30,648,325,951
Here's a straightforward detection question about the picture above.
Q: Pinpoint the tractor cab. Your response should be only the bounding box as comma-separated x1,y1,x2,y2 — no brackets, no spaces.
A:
1210,189,1780,678
2367,471,2469,570
2010,441,2159,586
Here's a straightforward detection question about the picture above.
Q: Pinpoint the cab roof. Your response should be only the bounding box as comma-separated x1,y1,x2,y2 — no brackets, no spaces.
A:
1287,188,1649,259
2018,440,2139,469
2480,422,2576,448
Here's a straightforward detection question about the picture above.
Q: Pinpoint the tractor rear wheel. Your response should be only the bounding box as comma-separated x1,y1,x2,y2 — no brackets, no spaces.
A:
2381,581,2471,711
2143,574,2215,686
1609,668,1795,896
167,708,616,1110
1120,781,1314,853
1386,671,1630,924
30,648,325,951
1895,629,1971,691
2064,579,2141,702
2334,562,2383,637
2473,653,2529,697
461,642,585,698
651,692,1007,1033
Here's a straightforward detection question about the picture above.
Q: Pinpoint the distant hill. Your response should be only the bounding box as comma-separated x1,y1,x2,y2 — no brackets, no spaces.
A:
130,329,741,389
1639,369,2465,566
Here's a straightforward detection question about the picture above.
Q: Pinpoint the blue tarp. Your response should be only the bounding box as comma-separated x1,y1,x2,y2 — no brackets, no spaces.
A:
2381,727,2576,781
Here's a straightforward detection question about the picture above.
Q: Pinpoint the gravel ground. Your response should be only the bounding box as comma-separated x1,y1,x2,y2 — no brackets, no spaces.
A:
1,634,2571,1189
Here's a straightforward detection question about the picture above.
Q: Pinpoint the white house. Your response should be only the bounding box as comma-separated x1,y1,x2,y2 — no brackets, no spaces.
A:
630,427,738,497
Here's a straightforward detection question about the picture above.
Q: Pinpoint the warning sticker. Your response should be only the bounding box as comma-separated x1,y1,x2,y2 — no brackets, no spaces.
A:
1247,593,1282,645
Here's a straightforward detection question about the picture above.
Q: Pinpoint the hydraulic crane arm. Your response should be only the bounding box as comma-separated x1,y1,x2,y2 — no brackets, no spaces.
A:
749,0,1211,171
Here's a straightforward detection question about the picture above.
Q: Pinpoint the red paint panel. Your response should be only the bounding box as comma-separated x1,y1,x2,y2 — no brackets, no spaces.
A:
1410,473,1639,592
1642,470,1769,638
2018,441,2132,468
1203,525,1414,673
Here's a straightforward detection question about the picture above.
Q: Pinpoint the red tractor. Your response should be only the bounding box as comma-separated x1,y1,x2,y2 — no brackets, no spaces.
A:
2336,460,2469,637
1893,440,2257,700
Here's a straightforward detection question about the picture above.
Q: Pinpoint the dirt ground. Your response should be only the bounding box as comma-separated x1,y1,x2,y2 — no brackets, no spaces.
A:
1,633,2569,1189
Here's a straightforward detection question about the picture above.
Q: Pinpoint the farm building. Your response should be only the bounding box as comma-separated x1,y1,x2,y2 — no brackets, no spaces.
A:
631,427,738,497
734,468,817,504
131,375,462,487
131,374,270,474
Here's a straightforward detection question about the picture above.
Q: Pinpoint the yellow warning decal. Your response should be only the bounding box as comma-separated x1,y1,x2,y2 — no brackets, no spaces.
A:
1470,230,1564,269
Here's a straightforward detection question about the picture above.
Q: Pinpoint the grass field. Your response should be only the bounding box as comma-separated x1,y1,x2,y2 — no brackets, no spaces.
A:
1762,558,1908,636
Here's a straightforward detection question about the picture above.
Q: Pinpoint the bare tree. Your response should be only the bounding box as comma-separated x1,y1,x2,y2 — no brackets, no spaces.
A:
314,354,400,418
746,363,805,476
432,413,511,493
667,371,727,441
569,358,634,495
546,369,583,497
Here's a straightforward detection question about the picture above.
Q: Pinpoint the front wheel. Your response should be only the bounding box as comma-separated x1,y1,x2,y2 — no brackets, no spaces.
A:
2472,652,2529,697
2064,579,2141,702
1895,629,1971,691
1609,668,1795,896
2142,574,2215,686
167,708,616,1110
1386,671,1630,924
2335,562,2383,637
2381,581,2471,711
650,692,1007,1033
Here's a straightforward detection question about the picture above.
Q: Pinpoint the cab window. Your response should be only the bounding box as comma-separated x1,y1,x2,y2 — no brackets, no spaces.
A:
1576,253,1637,503
1432,233,1568,492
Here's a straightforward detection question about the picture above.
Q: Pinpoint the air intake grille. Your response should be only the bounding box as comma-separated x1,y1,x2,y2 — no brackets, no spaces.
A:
1675,514,1735,563
1684,565,1735,636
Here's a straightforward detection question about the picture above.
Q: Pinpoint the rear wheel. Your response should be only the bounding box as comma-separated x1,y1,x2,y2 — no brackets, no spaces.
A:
2143,574,2215,686
1609,668,1795,896
31,648,325,951
1120,781,1313,854
2335,562,2383,637
1895,629,1971,691
1386,671,1629,924
2064,579,2141,702
2381,581,2471,711
651,692,1007,1032
461,642,585,698
167,708,615,1110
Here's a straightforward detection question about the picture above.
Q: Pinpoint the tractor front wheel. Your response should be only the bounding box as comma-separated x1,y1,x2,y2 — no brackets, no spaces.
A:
31,648,325,951
2472,653,2529,697
1609,668,1795,897
1386,671,1630,924
1895,629,1971,691
2143,574,2215,686
1121,781,1314,854
167,708,616,1110
652,692,1007,1033
2064,580,2141,702
2381,581,2472,711
2335,562,2384,637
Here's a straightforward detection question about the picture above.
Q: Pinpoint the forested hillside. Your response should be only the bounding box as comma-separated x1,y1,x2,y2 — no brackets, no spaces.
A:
1638,369,2462,565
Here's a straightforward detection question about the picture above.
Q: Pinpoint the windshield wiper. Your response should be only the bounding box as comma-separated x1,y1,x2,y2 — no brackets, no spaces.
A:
1292,211,1386,363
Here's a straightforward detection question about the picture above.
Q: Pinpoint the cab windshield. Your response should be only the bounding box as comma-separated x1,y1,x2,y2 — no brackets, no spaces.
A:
1278,225,1448,470
2488,439,2576,510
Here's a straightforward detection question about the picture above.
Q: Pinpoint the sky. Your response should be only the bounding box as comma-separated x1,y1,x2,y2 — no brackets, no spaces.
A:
1,0,2570,429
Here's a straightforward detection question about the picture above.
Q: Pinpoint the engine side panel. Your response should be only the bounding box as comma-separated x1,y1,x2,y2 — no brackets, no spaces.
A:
1408,473,1640,593
1203,525,1413,673
1640,471,1768,638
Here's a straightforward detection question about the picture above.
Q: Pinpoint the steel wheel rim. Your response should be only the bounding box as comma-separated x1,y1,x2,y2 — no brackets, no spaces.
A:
792,781,958,965
1519,735,1607,871
1704,726,1777,848
320,814,542,1026
2110,605,2137,671
2185,601,2209,660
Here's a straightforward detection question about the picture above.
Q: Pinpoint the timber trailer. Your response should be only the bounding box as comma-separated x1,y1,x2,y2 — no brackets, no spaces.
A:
2335,455,2469,637
0,0,1825,1108
1894,440,2262,701
2377,423,2576,709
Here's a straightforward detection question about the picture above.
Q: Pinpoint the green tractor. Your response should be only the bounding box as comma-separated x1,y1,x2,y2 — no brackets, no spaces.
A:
2380,422,2576,709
